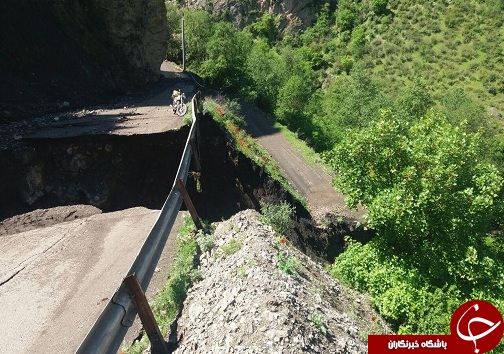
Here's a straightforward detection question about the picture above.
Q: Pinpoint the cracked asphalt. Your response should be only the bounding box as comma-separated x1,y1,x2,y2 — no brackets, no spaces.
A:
0,62,189,354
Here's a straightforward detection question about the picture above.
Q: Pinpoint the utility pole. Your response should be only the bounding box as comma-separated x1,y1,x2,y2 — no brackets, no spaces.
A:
182,18,186,72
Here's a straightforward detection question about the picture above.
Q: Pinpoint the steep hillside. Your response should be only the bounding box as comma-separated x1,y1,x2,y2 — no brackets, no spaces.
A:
0,0,168,122
360,0,504,113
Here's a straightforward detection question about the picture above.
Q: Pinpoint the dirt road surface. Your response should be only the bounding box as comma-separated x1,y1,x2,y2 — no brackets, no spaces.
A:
240,104,363,221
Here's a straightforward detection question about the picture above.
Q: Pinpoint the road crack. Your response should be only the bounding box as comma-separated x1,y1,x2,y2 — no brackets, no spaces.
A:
0,266,26,286
1,221,86,287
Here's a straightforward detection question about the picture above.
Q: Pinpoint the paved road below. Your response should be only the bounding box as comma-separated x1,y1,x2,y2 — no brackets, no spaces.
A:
240,104,363,221
1,209,129,352
0,207,185,354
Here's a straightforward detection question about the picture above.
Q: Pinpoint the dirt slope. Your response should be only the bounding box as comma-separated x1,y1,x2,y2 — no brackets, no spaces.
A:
174,210,388,353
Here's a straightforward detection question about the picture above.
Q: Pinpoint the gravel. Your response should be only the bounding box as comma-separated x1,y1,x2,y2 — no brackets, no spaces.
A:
170,209,389,354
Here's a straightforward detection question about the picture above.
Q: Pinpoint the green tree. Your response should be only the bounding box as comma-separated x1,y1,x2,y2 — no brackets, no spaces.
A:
336,0,362,33
183,10,214,70
165,3,182,61
371,0,389,16
244,39,286,111
200,22,253,88
340,55,355,74
300,3,333,44
248,12,282,44
439,88,504,172
315,70,389,148
396,81,434,120
272,46,315,132
275,74,311,127
337,8,357,32
349,25,367,58
329,110,503,283
439,88,489,133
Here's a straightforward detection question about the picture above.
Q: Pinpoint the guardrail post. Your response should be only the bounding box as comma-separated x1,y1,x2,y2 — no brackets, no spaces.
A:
176,178,203,230
123,274,169,354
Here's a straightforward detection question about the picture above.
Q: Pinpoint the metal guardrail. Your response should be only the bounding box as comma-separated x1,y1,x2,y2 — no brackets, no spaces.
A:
76,91,202,354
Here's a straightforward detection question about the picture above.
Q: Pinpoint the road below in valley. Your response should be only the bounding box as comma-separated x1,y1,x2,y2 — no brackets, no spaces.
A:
240,104,363,221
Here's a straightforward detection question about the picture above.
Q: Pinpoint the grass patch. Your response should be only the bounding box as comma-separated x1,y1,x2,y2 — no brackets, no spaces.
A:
221,238,243,255
307,312,327,336
277,250,300,277
273,122,333,174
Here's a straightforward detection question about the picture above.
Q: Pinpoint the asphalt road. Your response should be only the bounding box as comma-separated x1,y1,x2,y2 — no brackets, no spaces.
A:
1,208,153,353
0,62,190,354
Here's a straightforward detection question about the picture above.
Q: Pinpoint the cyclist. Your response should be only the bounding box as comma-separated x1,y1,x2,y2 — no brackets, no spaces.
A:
172,89,182,108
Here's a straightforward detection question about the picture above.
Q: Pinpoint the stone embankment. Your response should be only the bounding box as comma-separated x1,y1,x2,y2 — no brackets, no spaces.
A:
172,210,388,353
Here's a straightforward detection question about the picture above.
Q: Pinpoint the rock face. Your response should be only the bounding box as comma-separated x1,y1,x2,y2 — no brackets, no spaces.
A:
93,0,168,84
174,210,389,353
183,0,336,31
0,0,168,121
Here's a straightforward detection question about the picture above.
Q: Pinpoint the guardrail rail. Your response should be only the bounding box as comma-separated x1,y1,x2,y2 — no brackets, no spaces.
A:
76,91,202,354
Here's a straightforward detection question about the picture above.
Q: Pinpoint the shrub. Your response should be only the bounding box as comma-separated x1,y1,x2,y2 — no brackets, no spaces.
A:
337,8,357,32
371,0,389,16
349,26,367,58
259,200,294,235
340,55,355,74
395,81,434,119
196,229,215,252
329,237,503,335
222,238,243,255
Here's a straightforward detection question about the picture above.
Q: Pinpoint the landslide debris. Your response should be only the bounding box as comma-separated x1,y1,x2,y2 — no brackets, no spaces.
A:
0,205,101,237
172,210,389,353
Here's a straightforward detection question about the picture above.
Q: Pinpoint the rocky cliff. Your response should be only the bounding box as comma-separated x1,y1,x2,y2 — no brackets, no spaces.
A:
182,0,336,32
0,0,168,122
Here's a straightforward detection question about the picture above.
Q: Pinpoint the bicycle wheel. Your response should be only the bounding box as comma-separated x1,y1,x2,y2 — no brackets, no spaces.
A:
177,103,187,116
